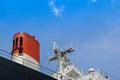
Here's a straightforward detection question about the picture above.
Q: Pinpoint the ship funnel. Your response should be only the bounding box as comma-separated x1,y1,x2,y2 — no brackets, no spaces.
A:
11,32,40,71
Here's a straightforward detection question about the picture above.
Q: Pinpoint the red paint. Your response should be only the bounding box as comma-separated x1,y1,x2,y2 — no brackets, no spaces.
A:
11,32,40,63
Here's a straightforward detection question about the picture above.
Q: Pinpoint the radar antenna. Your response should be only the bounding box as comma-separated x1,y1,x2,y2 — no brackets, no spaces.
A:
49,40,74,69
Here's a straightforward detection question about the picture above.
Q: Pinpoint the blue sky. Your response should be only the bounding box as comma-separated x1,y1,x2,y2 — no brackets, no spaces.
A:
0,0,120,79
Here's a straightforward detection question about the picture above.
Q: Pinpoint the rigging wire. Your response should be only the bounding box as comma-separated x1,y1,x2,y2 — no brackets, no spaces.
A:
65,51,120,80
102,71,119,80
0,49,55,73
0,49,73,79
0,49,119,80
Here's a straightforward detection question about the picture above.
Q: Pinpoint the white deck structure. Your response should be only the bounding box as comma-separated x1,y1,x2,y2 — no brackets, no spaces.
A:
51,58,109,80
49,41,110,80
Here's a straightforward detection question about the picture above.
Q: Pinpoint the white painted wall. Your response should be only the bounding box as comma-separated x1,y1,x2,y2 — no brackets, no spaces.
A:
12,53,40,71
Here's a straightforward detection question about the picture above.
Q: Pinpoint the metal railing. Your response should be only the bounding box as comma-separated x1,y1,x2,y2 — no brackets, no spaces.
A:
0,49,119,80
0,49,75,80
0,49,54,75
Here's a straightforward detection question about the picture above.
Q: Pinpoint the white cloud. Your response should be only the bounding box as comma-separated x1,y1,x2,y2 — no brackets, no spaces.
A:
49,0,64,17
91,0,97,3
49,0,55,6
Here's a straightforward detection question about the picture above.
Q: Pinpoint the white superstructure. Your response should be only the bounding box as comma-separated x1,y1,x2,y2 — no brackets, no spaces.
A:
49,41,110,80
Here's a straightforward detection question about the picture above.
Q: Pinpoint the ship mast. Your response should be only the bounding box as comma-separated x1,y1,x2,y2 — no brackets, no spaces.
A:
49,40,74,70
49,41,111,80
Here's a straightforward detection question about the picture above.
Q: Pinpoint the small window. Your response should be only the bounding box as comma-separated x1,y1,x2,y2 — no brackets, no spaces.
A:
20,37,23,47
16,38,18,48
12,40,15,49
